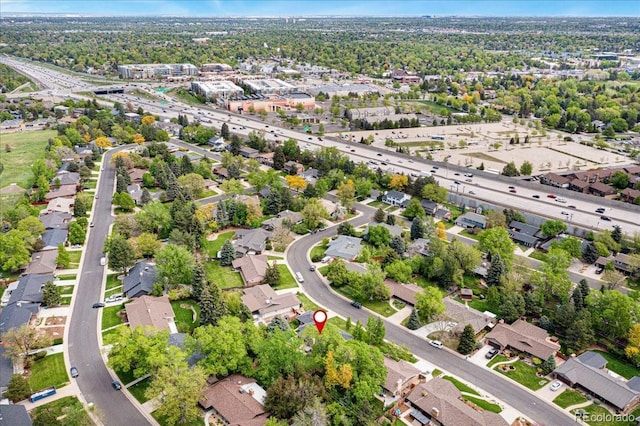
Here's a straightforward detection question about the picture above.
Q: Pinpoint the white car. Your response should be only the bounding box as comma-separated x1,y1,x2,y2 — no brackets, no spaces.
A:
429,340,443,349
550,380,562,391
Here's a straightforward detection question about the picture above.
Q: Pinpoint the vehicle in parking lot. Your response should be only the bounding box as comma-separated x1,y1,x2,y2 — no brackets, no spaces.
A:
550,381,562,391
92,302,105,308
70,366,79,378
351,301,362,309
429,340,443,349
112,380,122,390
485,348,499,359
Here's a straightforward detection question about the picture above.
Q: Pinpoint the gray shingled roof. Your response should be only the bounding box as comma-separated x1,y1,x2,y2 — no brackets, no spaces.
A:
41,229,68,250
0,404,32,426
123,262,157,298
324,235,363,260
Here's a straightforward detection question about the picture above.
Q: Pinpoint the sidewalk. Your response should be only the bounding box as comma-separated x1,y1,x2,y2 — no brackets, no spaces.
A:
386,305,412,326
17,381,81,411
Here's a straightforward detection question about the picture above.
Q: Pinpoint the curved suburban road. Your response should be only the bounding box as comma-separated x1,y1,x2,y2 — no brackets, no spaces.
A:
287,202,576,426
67,146,152,426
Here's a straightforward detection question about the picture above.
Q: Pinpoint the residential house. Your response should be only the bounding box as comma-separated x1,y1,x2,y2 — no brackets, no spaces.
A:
454,212,486,230
421,199,438,216
261,210,303,231
434,208,452,221
39,211,72,230
7,274,54,305
258,186,272,199
366,222,403,238
0,404,32,426
239,146,260,159
241,284,301,324
541,172,570,188
484,319,560,360
155,121,182,137
508,220,543,248
621,188,640,203
127,168,146,184
324,235,363,260
123,262,157,299
459,288,473,301
589,181,617,197
407,238,431,257
232,255,269,286
300,168,319,185
257,152,274,167
443,297,495,334
124,112,141,123
127,184,144,205
213,166,230,180
614,253,640,276
74,145,94,160
406,377,509,426
46,197,74,214
40,229,68,250
568,179,590,193
24,251,57,275
199,374,270,426
51,171,80,187
44,184,78,200
624,165,640,176
208,136,229,152
0,118,23,131
296,311,353,340
233,228,272,256
385,280,423,306
125,295,177,333
173,150,201,163
283,160,304,175
554,351,640,414
382,190,411,207
381,356,422,403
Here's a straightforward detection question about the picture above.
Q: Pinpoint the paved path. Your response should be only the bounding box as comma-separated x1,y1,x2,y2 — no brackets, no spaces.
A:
18,381,81,411
386,305,412,326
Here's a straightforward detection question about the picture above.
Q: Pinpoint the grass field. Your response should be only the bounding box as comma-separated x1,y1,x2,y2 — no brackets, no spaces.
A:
553,389,588,409
495,360,549,390
593,350,640,379
56,273,76,280
171,299,200,333
202,231,235,257
310,244,328,261
276,264,298,289
58,285,74,295
487,354,509,368
105,274,123,291
31,396,92,426
333,285,397,317
101,304,125,330
0,130,56,190
68,250,82,267
296,292,320,312
128,377,153,403
153,410,204,426
205,261,244,289
28,353,68,391
572,403,638,426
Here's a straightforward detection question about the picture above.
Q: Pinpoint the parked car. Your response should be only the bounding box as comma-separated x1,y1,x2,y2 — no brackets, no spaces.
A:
550,381,562,391
309,265,316,272
547,194,556,199
595,267,604,275
70,366,79,378
112,380,122,390
92,302,105,308
429,340,443,349
350,301,362,309
485,348,499,359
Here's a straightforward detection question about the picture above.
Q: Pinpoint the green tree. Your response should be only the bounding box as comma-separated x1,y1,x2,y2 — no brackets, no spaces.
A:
56,243,71,268
17,216,45,239
301,198,329,230
135,232,161,258
421,183,448,203
105,233,136,276
42,280,61,307
106,326,171,378
198,284,227,327
1,324,52,362
384,260,412,283
610,171,630,190
219,240,236,266
3,373,31,402
115,192,135,212
410,217,427,240
407,308,421,330
541,219,567,237
67,221,86,246
365,225,391,248
263,261,281,287
541,354,557,375
402,197,426,219
73,196,86,217
583,242,599,264
264,375,326,421
156,244,196,287
519,161,533,176
390,235,406,256
415,287,445,323
374,208,386,223
501,161,520,177
477,227,515,266
486,252,505,286
611,225,623,243
365,316,385,346
336,179,356,209
457,324,476,355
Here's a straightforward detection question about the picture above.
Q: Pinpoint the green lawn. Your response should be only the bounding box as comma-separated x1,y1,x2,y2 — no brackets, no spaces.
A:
128,377,153,403
84,179,97,189
101,304,125,330
171,299,200,333
267,255,283,260
101,327,121,342
0,129,56,190
328,316,348,331
32,396,92,426
58,285,74,295
202,231,235,257
367,200,384,208
553,389,588,409
205,261,244,289
466,298,490,313
458,229,480,240
463,395,502,413
333,285,397,317
310,244,328,261
56,273,76,280
153,410,204,426
296,292,321,312
442,375,479,395
112,366,137,387
59,296,71,306
105,274,122,290
495,360,549,390
28,353,68,391
196,189,217,199
529,250,548,262
487,354,510,368
68,250,82,266
593,350,640,379
276,264,298,289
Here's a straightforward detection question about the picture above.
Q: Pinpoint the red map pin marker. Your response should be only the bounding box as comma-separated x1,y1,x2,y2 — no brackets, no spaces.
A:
313,309,327,334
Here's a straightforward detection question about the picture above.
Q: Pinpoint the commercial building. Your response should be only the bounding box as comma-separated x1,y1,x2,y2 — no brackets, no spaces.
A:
117,63,199,80
239,78,298,95
226,92,315,113
190,81,243,100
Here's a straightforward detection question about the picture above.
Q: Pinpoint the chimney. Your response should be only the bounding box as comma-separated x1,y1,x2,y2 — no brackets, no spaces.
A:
431,407,440,417
248,389,254,396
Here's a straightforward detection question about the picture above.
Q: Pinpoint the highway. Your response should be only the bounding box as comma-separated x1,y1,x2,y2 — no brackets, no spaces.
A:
67,148,152,426
286,202,576,426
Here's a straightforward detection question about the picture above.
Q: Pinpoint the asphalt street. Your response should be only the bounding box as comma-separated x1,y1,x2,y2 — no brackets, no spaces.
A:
67,147,153,426
286,202,577,426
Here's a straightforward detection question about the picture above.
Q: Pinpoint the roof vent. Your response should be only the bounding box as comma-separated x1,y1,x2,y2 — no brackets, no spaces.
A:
239,388,245,394
265,298,271,305
144,267,149,271
431,407,440,417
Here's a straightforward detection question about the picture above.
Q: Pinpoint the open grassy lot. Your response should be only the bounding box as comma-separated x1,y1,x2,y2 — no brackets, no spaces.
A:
553,389,588,409
593,350,640,379
572,403,638,426
68,250,82,266
171,299,200,333
31,396,93,426
442,375,479,395
276,264,298,289
128,377,153,403
167,87,204,105
153,410,204,426
28,353,68,391
205,261,244,289
495,360,549,390
101,304,125,330
57,273,77,280
58,285,74,295
0,130,56,190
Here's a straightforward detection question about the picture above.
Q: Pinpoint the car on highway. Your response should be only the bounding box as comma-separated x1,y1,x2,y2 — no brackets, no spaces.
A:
595,207,606,213
508,186,515,189
377,153,383,156
485,348,499,359
547,194,556,199
432,166,439,169
454,180,461,185
600,215,612,221
350,149,355,152
509,189,517,193
555,198,567,203
429,340,443,349
454,173,460,176
550,381,562,392
350,301,362,309
92,302,105,308
70,366,79,378
468,190,476,195
532,194,540,199
112,380,122,390
465,178,472,182
568,205,576,209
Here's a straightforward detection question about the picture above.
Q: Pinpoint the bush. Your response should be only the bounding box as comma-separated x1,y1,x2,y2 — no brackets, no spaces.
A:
34,350,47,361
518,353,525,360
311,252,324,263
593,399,601,405
532,357,542,366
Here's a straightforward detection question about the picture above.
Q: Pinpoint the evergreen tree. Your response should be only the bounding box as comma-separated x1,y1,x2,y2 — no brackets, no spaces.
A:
374,208,386,223
273,146,286,170
180,155,194,175
219,240,236,266
191,262,207,301
486,253,505,287
3,374,31,402
611,225,622,243
42,280,61,307
221,122,230,139
116,174,128,193
572,286,584,311
140,188,152,205
56,243,70,268
198,283,227,327
457,324,476,355
73,197,86,217
390,235,406,256
263,262,281,287
410,217,426,240
216,201,229,228
541,354,557,375
407,308,421,330
267,316,290,333
578,279,590,307
386,214,396,226
583,242,599,264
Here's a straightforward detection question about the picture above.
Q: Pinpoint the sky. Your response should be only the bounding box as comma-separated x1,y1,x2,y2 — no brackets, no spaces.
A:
0,0,638,17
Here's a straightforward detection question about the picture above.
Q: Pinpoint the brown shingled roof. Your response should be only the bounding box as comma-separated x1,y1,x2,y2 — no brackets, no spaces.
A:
199,374,269,426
